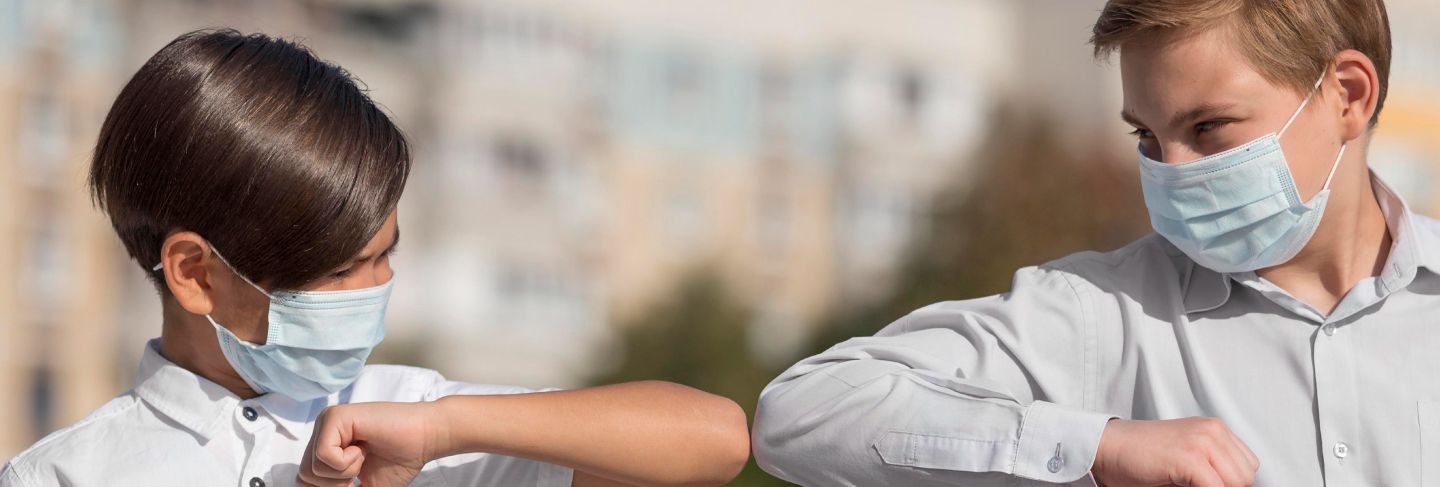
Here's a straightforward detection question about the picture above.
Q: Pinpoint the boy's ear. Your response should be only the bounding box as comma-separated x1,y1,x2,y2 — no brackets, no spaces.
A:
157,231,217,316
1331,49,1380,141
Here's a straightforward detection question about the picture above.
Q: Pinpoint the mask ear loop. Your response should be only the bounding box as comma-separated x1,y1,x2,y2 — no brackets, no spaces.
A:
150,244,275,300
1279,75,1326,137
206,246,275,300
152,243,275,394
1321,144,1348,190
1278,73,1349,193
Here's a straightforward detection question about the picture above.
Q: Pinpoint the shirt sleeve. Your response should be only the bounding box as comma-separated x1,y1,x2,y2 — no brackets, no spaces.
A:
0,460,37,487
753,264,1117,486
418,374,575,487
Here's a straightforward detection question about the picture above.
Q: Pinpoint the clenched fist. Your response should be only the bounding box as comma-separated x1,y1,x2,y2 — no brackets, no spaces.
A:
297,401,448,487
1091,417,1259,487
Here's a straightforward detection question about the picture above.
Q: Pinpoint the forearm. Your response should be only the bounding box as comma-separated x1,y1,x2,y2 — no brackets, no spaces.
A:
429,381,749,487
753,342,1114,485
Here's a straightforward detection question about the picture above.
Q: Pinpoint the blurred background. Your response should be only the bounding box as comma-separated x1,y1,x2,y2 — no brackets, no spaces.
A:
2,0,1439,484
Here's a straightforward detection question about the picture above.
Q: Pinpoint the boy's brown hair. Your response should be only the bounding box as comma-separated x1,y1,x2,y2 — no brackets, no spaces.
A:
1091,0,1391,126
89,29,411,293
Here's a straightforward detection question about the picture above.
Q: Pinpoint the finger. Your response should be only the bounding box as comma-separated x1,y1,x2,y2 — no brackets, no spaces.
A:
300,409,363,486
1202,428,1251,487
300,459,357,487
1207,448,1249,487
1224,427,1260,474
297,426,332,486
298,465,352,487
312,445,365,479
1200,419,1252,486
328,446,366,478
1211,425,1257,485
1178,459,1225,487
316,410,358,472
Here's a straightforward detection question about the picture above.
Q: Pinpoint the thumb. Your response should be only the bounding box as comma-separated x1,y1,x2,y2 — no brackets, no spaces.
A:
1179,460,1224,487
316,409,360,472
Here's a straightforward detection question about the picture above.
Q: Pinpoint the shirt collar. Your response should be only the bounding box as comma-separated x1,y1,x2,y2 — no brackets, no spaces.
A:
1181,170,1438,314
132,339,319,441
133,339,240,442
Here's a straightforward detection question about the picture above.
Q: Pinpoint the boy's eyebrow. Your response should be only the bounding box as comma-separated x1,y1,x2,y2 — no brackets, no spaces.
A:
1120,109,1144,127
1120,103,1238,130
1169,102,1238,129
352,228,400,264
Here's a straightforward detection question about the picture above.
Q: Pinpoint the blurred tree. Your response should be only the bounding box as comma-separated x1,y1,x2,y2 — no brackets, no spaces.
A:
588,269,790,486
805,110,1152,359
589,111,1152,486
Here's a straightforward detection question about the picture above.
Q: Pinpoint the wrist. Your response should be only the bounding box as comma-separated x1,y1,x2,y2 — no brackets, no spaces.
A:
423,396,459,461
1016,401,1116,482
1091,418,1120,478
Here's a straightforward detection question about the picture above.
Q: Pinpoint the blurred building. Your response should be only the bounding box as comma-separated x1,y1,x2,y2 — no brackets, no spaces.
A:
0,0,1024,456
0,0,133,460
1370,0,1440,213
6,0,1440,462
400,0,1021,385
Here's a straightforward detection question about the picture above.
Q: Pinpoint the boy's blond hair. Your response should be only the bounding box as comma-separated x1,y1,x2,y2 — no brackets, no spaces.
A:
1092,0,1391,126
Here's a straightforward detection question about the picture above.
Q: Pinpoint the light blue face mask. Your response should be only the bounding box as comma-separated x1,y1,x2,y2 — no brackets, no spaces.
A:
1138,75,1347,273
153,246,392,400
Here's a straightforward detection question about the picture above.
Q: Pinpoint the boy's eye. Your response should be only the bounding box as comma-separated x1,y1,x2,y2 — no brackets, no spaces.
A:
1128,127,1154,139
1195,120,1229,134
330,267,355,279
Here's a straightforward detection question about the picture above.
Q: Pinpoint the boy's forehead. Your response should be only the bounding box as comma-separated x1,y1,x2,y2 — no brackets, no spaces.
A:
357,211,399,255
1117,28,1274,122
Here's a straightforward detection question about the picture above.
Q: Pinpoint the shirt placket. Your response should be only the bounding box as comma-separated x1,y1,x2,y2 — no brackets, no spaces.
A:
1313,318,1361,486
235,401,275,487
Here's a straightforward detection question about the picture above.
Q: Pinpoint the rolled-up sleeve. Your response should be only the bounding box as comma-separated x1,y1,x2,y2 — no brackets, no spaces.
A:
753,264,1116,486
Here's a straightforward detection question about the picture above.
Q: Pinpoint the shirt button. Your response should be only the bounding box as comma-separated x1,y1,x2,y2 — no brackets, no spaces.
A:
242,406,258,422
249,477,265,487
1322,324,1336,336
1333,442,1350,458
1046,442,1064,473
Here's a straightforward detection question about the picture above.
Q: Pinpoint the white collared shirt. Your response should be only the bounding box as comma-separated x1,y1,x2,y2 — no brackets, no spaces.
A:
0,340,573,487
754,174,1440,486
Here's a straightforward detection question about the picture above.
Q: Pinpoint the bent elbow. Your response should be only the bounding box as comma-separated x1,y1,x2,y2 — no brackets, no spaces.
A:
751,387,806,481
648,381,751,486
693,394,751,486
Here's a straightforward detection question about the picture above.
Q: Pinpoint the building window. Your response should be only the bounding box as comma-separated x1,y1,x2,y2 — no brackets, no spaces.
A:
493,135,546,180
29,365,53,439
896,69,926,125
495,263,589,327
20,92,69,186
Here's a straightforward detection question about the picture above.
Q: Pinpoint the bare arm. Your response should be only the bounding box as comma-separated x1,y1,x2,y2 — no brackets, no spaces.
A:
297,381,750,487
432,381,750,486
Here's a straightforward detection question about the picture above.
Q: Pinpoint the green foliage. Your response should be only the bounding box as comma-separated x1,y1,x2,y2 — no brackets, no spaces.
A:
588,112,1152,485
589,270,791,486
805,113,1151,354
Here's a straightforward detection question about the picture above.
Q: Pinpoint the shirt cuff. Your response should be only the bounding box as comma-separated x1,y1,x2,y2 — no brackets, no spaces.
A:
536,462,574,487
1012,400,1117,484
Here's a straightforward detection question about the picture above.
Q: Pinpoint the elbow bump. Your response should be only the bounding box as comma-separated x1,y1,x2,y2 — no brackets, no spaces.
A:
702,396,750,485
